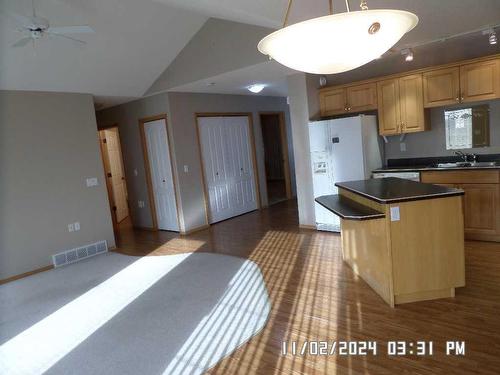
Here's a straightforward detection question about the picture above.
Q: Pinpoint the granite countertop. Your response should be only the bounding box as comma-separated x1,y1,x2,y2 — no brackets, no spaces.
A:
315,195,385,220
373,164,500,173
336,177,464,204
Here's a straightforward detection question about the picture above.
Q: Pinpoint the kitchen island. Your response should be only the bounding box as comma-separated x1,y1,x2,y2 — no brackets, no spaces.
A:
316,178,465,307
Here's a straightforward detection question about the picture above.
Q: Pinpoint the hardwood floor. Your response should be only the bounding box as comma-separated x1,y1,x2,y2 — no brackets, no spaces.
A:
115,200,500,375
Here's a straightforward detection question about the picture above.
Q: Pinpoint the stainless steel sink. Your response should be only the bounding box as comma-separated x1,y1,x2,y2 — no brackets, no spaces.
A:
436,161,499,168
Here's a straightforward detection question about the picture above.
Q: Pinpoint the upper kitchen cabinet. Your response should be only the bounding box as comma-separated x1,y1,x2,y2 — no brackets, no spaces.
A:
423,67,460,108
399,74,426,133
346,83,377,113
460,59,500,103
422,59,500,107
377,74,426,136
319,82,377,116
319,87,346,116
377,78,401,135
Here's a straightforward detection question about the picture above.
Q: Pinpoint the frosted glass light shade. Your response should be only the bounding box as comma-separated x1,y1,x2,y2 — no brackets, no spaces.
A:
258,9,418,74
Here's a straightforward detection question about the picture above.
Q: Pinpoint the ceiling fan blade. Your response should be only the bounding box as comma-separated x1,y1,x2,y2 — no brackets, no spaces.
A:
47,25,94,34
11,37,33,48
47,31,86,45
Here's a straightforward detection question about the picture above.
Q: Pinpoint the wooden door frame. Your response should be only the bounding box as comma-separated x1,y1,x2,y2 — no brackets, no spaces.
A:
259,111,293,200
195,112,262,225
138,114,181,232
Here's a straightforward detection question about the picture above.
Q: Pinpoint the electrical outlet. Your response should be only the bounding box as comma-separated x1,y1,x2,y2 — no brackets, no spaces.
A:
138,200,145,208
184,165,189,173
68,223,74,232
74,222,80,231
400,142,407,152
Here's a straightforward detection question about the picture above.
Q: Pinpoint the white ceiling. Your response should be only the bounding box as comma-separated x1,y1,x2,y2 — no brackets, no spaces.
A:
170,61,294,97
1,0,500,107
0,0,207,105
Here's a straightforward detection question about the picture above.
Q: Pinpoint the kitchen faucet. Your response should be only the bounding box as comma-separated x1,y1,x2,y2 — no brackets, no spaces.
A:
454,151,477,163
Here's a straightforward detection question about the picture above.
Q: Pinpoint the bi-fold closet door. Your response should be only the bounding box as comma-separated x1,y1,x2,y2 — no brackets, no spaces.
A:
198,116,258,223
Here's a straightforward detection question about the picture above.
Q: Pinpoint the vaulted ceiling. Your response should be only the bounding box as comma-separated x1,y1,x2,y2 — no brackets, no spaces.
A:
1,0,500,109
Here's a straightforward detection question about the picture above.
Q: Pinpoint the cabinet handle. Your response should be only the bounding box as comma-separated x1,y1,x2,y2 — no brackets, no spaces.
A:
455,94,460,102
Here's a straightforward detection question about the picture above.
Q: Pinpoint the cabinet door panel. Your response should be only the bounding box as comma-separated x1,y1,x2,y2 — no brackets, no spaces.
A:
346,83,377,112
460,183,499,235
399,74,426,133
319,88,346,116
377,78,401,135
460,59,500,102
423,67,460,108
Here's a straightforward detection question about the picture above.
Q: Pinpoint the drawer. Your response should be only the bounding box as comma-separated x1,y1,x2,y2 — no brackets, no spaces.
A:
421,170,500,184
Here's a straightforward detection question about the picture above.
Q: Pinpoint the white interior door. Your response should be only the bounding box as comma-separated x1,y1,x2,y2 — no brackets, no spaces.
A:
198,116,258,223
144,119,179,231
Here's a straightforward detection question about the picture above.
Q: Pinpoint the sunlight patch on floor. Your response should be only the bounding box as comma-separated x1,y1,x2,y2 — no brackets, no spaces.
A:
0,254,191,375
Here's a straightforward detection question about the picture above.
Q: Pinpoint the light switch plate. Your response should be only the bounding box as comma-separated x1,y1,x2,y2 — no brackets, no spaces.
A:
390,206,400,221
68,223,74,232
86,177,98,187
74,222,80,231
400,142,407,152
184,165,189,173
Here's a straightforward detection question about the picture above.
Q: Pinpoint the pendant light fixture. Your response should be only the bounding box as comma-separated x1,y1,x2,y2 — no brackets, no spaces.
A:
258,0,418,74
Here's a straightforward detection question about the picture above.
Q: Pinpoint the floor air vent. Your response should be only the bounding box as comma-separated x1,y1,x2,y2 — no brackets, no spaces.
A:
52,240,108,267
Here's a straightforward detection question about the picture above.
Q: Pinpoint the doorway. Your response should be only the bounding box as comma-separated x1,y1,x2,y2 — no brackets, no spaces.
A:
139,115,180,232
259,112,292,206
98,126,129,230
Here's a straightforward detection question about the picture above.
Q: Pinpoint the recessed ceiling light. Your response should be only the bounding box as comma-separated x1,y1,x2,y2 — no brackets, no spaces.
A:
248,84,265,93
257,0,418,74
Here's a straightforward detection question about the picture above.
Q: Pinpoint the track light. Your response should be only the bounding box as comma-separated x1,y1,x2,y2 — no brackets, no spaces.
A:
489,30,497,45
401,48,414,62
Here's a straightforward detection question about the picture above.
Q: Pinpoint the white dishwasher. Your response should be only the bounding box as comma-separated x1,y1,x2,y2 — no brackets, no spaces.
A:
372,171,421,182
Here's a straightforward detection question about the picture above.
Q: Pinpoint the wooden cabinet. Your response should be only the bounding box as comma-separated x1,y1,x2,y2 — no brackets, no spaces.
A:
421,170,500,241
319,83,377,116
319,88,346,116
423,67,460,108
459,183,499,235
460,60,500,102
377,78,400,135
346,83,377,112
399,74,426,133
377,74,426,135
422,59,500,107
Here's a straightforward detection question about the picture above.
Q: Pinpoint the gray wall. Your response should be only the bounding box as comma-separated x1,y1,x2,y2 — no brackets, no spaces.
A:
385,99,500,160
0,91,115,279
95,93,171,229
96,92,295,232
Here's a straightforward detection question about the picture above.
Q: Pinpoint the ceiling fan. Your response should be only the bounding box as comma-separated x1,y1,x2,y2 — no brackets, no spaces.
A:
4,0,95,48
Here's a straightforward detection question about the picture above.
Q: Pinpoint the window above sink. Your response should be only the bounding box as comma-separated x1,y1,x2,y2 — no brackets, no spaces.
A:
444,105,490,150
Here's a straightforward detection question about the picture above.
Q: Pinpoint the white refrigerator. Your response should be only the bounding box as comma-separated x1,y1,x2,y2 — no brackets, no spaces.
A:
309,115,382,232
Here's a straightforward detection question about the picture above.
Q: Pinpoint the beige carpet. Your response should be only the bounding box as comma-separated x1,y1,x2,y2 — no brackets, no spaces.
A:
0,252,270,375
